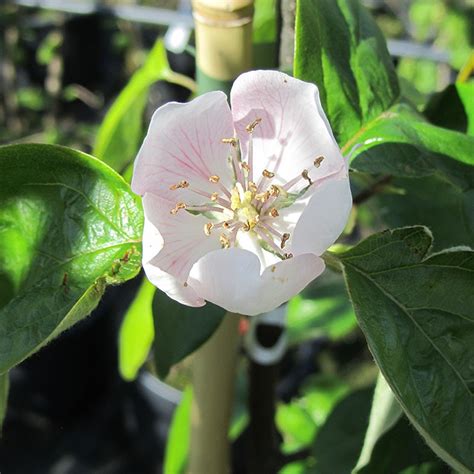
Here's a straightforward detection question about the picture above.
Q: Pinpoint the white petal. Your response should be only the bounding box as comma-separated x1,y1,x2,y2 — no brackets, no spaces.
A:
141,203,205,306
142,193,221,284
230,70,344,191
290,173,352,256
132,91,234,204
188,249,325,316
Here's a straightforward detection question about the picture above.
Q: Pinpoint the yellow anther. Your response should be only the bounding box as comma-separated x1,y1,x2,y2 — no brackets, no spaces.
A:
283,253,293,259
204,222,213,236
269,208,279,217
209,175,220,183
222,137,237,147
280,233,290,249
269,185,280,197
220,234,230,249
314,155,325,168
170,202,186,214
302,169,312,185
262,169,275,179
241,162,250,174
248,181,257,193
223,221,230,229
246,117,262,133
210,192,219,201
169,180,189,190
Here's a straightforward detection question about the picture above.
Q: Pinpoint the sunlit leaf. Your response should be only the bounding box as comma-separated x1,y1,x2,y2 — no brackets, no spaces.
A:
94,40,195,174
0,144,143,373
164,386,192,474
118,277,155,381
294,0,399,144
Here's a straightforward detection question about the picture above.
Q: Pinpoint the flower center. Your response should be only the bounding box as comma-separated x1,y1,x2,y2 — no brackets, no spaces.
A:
168,118,325,260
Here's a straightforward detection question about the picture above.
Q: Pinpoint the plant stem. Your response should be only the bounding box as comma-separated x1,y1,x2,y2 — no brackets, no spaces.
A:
189,313,240,474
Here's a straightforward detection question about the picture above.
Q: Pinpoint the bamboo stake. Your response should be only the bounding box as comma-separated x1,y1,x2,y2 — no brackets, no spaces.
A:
189,314,240,474
192,0,254,93
189,2,254,472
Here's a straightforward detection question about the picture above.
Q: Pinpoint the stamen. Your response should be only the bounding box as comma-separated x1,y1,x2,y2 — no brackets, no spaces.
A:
187,205,225,213
169,180,189,190
269,185,280,197
284,253,293,259
262,169,275,179
280,233,290,249
222,137,237,146
241,162,250,174
248,181,257,193
170,202,186,214
254,227,286,257
269,208,279,217
204,222,214,236
314,155,325,168
302,169,312,185
209,175,220,183
255,191,271,202
246,117,262,133
210,192,219,201
220,234,230,249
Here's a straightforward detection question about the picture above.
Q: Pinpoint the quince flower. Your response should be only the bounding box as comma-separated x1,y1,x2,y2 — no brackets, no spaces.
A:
132,70,352,316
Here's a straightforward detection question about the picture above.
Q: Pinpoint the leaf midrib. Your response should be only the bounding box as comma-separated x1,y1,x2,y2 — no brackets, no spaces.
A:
344,261,474,397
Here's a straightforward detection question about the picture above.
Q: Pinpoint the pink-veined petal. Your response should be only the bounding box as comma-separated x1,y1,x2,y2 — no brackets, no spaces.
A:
289,172,352,256
142,193,221,286
231,70,343,191
132,91,234,204
141,202,205,306
188,249,325,316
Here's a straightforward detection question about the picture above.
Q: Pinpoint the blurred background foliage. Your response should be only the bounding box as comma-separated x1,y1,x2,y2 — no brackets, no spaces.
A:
0,0,472,473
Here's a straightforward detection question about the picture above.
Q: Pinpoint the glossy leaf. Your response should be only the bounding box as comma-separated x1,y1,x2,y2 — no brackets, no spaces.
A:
164,386,192,474
424,82,474,135
94,40,195,174
310,387,374,474
0,372,8,433
346,104,474,177
287,271,357,345
0,144,143,373
118,277,155,381
152,292,224,379
339,226,474,472
294,0,399,145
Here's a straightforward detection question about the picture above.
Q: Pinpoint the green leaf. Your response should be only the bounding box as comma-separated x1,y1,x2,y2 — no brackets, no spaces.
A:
253,0,278,69
94,40,195,174
294,0,399,145
287,271,357,345
424,82,474,136
339,226,474,472
0,144,143,373
346,104,474,178
164,386,192,474
118,277,155,381
152,291,225,379
353,373,439,473
0,371,8,433
354,373,403,472
310,387,374,474
370,175,474,251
